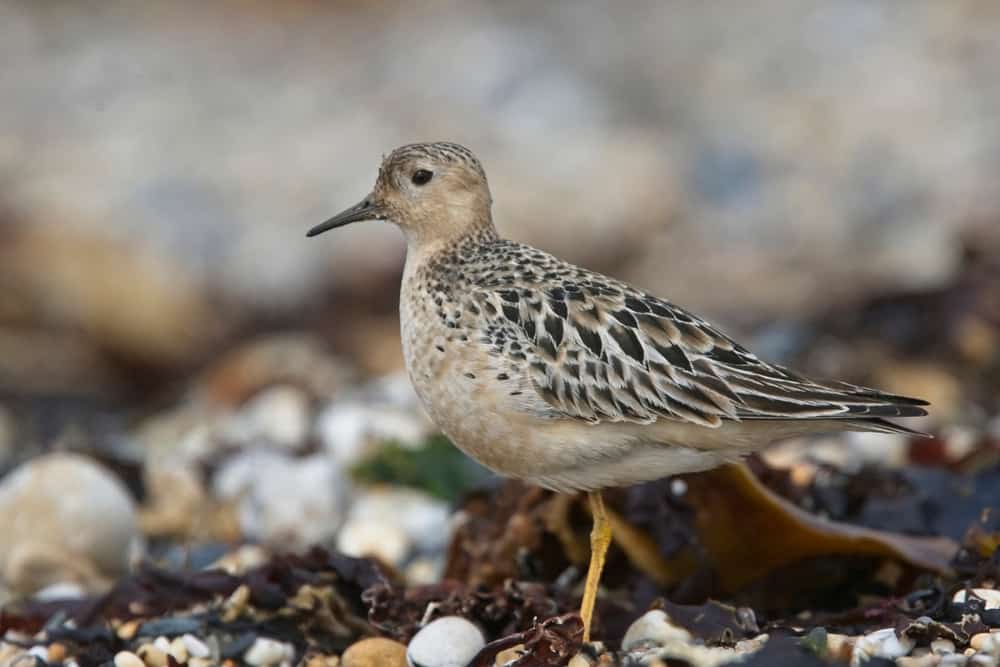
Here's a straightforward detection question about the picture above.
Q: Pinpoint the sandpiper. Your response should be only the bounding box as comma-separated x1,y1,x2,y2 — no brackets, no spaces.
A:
307,142,928,642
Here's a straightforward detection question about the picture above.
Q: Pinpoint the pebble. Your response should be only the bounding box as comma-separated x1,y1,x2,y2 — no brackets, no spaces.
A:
932,639,957,655
169,637,189,663
137,644,169,667
0,453,140,595
46,643,67,663
113,651,145,667
231,384,311,450
244,637,295,667
316,399,429,467
33,581,86,600
897,655,942,667
407,617,485,667
182,634,211,659
337,488,449,566
213,450,346,547
622,610,692,651
341,637,407,667
970,632,1000,653
117,619,140,640
825,633,854,663
852,627,915,662
954,589,1000,610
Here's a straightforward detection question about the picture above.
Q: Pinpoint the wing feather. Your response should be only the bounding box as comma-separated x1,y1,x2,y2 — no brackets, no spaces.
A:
469,249,928,429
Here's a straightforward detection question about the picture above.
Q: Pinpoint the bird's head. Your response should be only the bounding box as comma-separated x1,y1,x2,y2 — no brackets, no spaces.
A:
307,142,494,246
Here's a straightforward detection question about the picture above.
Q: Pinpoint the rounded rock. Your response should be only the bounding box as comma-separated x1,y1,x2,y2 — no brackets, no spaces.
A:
931,639,956,655
236,384,311,450
0,453,140,595
213,450,345,548
336,488,449,567
113,651,144,667
622,609,692,651
407,617,485,667
244,637,294,667
341,637,407,667
137,644,169,667
181,634,211,659
954,588,1000,611
969,632,1000,653
852,628,915,661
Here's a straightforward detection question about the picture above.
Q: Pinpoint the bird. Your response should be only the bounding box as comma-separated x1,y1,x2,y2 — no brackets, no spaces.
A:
307,141,929,643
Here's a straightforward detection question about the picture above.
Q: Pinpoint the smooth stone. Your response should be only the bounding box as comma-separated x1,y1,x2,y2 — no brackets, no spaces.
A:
852,627,916,661
0,453,140,595
46,644,67,664
231,384,311,450
137,644,169,667
181,634,211,659
168,637,188,663
113,652,144,667
931,638,957,655
954,589,1000,610
406,617,485,667
244,638,294,667
897,655,942,667
337,488,449,566
213,450,346,548
33,581,86,600
622,610,692,651
341,637,407,667
316,400,429,468
970,632,1000,653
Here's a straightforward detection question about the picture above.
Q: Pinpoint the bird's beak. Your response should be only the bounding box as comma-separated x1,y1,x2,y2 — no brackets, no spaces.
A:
306,196,382,237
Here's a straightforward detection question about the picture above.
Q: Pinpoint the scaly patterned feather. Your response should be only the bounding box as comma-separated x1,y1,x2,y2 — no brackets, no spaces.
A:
449,239,928,429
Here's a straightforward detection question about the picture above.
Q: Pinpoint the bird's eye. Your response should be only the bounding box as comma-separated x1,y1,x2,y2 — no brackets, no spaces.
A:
411,169,433,186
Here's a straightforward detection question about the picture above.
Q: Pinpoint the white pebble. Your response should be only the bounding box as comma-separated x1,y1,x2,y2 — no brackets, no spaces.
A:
852,627,915,662
244,637,294,667
168,637,188,663
953,588,1000,610
407,617,485,667
622,609,692,651
182,634,211,659
213,450,346,548
931,638,956,655
113,651,145,667
316,400,429,467
236,385,311,450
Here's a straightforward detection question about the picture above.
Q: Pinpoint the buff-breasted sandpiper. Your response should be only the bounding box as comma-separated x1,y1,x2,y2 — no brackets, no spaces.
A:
307,141,928,642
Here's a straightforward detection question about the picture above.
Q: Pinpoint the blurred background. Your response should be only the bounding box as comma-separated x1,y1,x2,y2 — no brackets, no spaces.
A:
1,0,998,615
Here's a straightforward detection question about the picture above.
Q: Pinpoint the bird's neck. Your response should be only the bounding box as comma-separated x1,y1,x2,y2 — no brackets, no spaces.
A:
403,213,499,259
402,217,499,287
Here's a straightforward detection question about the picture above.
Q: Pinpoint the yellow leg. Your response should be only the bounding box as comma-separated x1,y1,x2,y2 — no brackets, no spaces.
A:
580,491,611,643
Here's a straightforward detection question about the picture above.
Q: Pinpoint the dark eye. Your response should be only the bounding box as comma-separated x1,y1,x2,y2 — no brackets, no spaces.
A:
411,169,433,186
